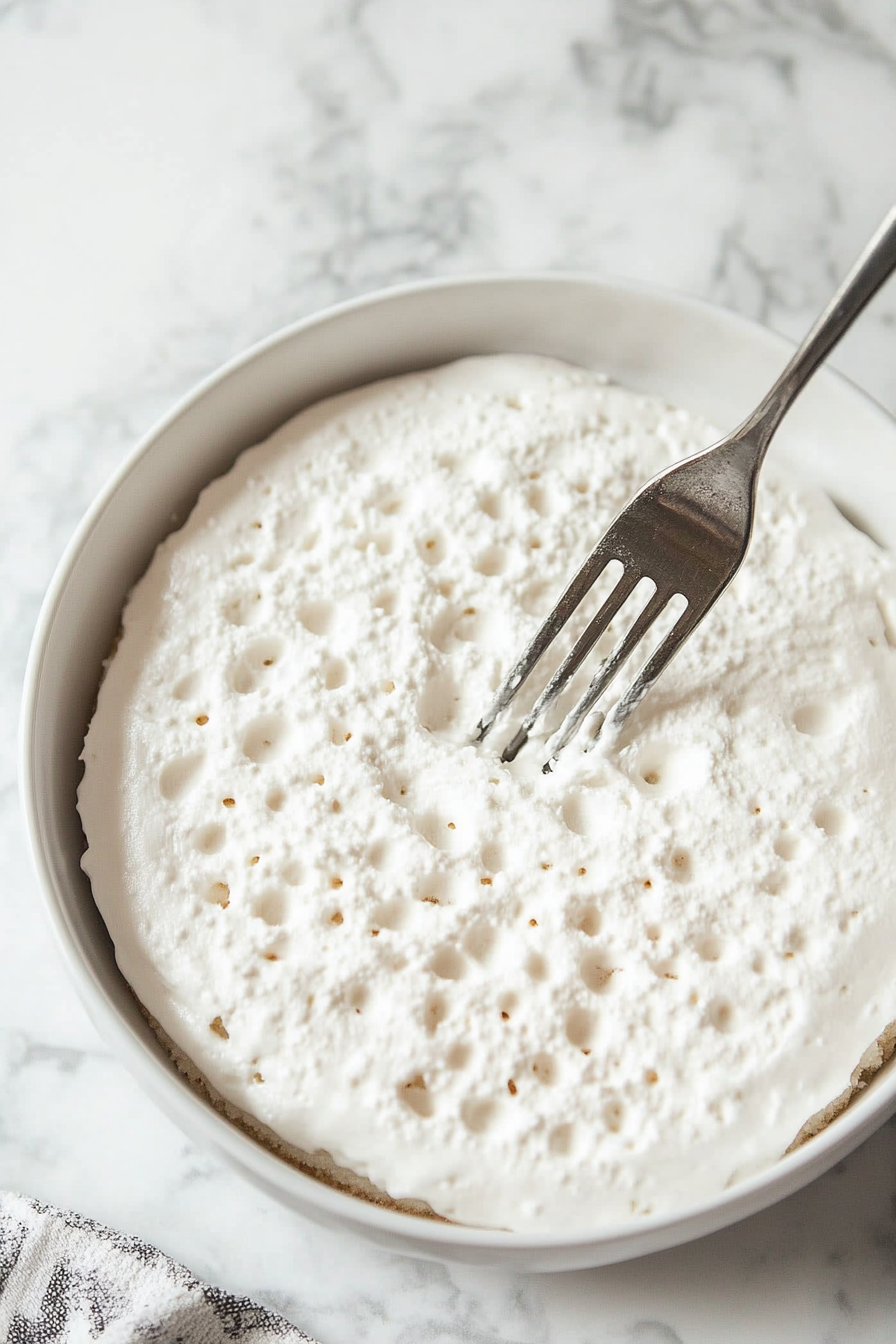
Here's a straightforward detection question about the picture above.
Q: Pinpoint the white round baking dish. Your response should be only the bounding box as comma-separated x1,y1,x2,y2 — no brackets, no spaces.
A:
20,275,896,1271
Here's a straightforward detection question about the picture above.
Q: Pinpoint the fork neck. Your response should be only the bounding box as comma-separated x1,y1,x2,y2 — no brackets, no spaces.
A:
730,204,896,473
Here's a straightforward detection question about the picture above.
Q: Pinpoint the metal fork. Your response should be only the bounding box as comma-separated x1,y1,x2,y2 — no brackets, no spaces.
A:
476,205,896,772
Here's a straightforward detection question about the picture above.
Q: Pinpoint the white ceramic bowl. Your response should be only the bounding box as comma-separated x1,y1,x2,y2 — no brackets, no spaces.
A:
21,276,896,1271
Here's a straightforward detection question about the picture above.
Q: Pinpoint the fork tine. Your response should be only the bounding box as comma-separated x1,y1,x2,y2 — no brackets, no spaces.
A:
604,599,698,736
542,587,669,771
500,567,639,762
475,540,617,742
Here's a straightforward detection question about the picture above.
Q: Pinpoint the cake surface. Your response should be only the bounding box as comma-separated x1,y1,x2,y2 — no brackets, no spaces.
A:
78,355,896,1232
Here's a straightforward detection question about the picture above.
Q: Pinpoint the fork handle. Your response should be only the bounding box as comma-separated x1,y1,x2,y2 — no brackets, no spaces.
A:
739,204,896,459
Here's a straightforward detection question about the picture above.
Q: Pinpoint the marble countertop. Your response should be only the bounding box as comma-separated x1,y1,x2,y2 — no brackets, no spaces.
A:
3,1,896,1339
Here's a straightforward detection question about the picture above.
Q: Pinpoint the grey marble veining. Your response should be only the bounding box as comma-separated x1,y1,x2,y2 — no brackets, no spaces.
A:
3,1,896,1339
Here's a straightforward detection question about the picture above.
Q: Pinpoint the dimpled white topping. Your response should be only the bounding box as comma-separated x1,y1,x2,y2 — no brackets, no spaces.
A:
79,355,896,1232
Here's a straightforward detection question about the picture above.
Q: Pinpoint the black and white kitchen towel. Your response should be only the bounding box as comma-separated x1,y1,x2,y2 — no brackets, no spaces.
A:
0,1191,318,1343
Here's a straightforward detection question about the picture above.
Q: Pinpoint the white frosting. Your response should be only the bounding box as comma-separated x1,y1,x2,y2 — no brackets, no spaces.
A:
79,355,896,1232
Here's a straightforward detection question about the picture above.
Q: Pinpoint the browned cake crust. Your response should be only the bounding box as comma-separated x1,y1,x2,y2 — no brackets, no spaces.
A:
785,1019,896,1154
140,992,896,1216
139,999,449,1222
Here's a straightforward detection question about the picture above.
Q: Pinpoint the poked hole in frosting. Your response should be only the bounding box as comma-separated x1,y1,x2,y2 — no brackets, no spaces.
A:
416,671,463,734
695,934,724,963
531,1052,558,1085
297,599,335,636
668,847,693,881
564,1004,595,1049
792,701,838,736
604,1099,625,1133
324,658,348,690
415,871,460,907
813,800,849,837
429,603,487,654
251,890,286,926
705,998,736,1034
525,950,549,981
371,898,408,932
784,925,807,956
159,752,204,800
206,881,230,908
478,491,502,520
381,772,411,808
631,741,710,799
330,719,354,747
762,870,788,897
172,671,201,702
549,1122,575,1155
526,482,555,517
573,903,601,937
472,544,508,577
417,531,447,565
194,822,225,854
446,1042,471,1070
480,840,504,873
561,792,607,839
430,946,466,980
228,636,285,694
229,661,256,695
580,951,617,994
464,921,498,963
773,831,802,862
223,589,265,627
461,1097,497,1134
366,839,394,872
241,714,289,764
399,1074,434,1118
424,992,448,1034
373,490,403,516
413,810,467,855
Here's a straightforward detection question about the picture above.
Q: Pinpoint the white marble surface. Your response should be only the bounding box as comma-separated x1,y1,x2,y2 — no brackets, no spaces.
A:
3,0,896,1338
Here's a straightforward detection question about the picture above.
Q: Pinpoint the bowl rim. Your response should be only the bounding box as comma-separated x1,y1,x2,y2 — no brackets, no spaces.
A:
20,269,896,1258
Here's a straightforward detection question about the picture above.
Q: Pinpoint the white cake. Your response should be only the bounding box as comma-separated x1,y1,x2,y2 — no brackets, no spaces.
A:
78,355,896,1232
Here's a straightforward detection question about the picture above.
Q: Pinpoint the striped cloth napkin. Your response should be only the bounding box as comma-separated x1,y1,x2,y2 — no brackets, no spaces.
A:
0,1191,318,1343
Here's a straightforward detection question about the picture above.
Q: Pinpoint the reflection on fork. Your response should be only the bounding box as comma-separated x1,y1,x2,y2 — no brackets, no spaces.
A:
475,204,896,772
